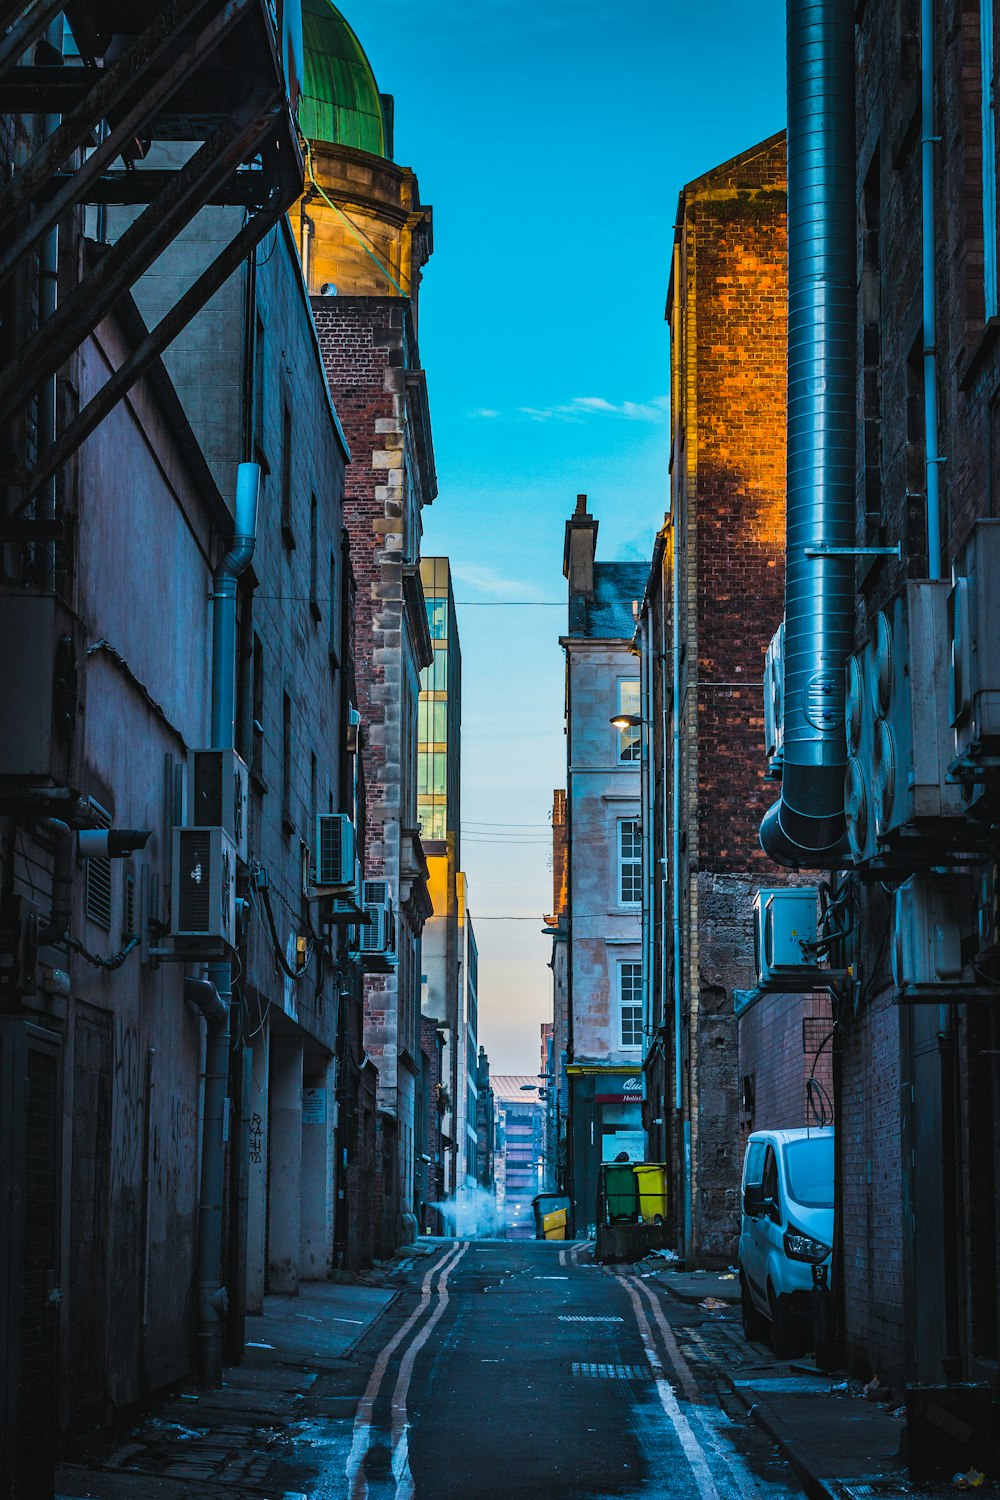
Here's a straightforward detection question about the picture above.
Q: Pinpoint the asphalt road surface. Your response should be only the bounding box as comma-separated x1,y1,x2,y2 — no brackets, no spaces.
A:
284,1238,806,1499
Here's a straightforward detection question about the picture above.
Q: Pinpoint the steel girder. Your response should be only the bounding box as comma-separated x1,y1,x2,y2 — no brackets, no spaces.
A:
5,203,284,529
0,85,281,430
0,0,252,284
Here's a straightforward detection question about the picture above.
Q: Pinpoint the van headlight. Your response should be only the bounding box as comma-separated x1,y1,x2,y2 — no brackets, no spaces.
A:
783,1225,831,1263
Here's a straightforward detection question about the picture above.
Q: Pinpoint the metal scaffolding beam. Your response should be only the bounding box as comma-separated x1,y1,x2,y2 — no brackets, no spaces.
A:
0,0,65,81
2,204,283,532
0,84,280,429
0,0,250,282
41,166,270,206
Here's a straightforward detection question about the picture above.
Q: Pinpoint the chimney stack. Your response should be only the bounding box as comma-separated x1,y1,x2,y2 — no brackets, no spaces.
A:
563,493,598,611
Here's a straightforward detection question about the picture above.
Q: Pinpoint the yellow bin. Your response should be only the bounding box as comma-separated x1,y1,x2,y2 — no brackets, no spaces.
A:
542,1208,567,1240
633,1164,668,1225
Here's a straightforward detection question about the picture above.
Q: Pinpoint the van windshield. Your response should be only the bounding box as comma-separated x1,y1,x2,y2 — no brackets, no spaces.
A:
784,1137,834,1207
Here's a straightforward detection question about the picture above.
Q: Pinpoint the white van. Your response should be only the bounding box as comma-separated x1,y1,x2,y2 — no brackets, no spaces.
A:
738,1127,834,1356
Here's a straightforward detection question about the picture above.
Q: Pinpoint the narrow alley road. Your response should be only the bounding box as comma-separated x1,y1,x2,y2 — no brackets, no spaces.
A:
283,1239,803,1500
59,1239,808,1500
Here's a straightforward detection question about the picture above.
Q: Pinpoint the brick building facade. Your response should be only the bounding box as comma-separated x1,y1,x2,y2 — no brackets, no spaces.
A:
298,11,436,1238
311,293,434,1233
826,0,1000,1390
638,134,833,1267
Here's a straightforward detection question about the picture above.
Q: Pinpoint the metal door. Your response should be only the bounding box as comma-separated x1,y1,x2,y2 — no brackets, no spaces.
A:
0,1018,62,1500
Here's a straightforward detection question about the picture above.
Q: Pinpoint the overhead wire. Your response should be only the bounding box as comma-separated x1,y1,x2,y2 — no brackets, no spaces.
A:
302,138,408,296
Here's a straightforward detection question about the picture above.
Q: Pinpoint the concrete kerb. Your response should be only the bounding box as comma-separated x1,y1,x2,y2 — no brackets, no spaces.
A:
725,1388,840,1500
651,1268,741,1305
652,1268,894,1500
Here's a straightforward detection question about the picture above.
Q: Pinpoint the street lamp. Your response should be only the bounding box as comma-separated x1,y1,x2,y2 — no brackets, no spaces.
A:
610,712,643,731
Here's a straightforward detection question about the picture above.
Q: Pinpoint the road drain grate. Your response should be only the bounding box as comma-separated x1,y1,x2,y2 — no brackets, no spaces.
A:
558,1315,625,1323
840,1483,922,1498
571,1363,649,1380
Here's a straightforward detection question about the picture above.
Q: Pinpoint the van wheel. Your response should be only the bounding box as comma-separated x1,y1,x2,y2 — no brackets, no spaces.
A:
741,1273,769,1343
768,1283,801,1359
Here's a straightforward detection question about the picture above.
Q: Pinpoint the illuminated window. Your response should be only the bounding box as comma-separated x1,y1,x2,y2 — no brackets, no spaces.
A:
619,962,642,1049
617,679,640,762
619,819,642,904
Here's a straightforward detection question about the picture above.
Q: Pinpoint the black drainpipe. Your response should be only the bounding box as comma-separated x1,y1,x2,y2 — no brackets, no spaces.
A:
761,0,856,868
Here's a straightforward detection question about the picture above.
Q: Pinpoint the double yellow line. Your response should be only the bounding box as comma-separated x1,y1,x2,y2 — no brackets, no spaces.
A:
346,1242,469,1500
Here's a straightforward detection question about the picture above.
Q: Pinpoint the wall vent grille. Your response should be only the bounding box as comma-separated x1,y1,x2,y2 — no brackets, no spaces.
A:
85,804,112,930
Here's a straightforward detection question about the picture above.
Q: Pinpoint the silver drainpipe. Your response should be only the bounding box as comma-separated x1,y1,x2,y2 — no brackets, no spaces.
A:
197,461,259,1385
761,0,857,867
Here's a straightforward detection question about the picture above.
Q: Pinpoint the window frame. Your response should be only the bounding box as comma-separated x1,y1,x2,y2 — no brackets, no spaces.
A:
618,817,642,906
615,677,641,764
280,398,294,550
309,492,320,620
618,959,643,1050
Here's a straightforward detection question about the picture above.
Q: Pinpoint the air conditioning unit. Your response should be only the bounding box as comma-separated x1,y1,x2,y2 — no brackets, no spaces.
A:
0,590,81,795
311,812,355,890
763,621,785,776
359,900,394,954
329,857,365,921
950,519,1000,774
170,827,237,947
844,638,878,865
845,583,965,870
892,876,966,993
753,887,820,989
191,749,249,864
357,880,396,968
976,860,999,956
868,583,965,848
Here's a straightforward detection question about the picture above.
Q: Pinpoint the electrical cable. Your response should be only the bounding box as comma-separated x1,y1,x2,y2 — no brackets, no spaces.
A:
64,933,139,971
15,826,38,900
806,1075,834,1127
255,879,312,981
248,876,310,984
302,138,408,296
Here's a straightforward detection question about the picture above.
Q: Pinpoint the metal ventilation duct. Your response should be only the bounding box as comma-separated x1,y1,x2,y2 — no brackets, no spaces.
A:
761,0,856,867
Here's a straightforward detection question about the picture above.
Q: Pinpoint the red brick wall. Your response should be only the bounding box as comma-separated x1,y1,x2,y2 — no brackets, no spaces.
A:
839,991,905,1382
312,296,405,880
737,993,835,1158
668,135,805,1264
690,141,788,872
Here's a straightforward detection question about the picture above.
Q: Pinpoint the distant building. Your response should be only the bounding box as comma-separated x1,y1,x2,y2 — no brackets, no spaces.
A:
475,1046,496,1191
416,1015,445,1231
418,557,467,1195
544,788,569,1191
493,1076,546,1239
457,874,480,1187
298,1,436,1246
539,1021,556,1190
559,497,649,1237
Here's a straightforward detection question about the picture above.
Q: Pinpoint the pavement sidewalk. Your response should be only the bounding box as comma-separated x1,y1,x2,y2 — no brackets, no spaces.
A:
55,1274,398,1499
654,1267,914,1500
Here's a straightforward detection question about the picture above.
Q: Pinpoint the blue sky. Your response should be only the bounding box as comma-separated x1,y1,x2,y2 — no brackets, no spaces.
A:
362,1,786,1074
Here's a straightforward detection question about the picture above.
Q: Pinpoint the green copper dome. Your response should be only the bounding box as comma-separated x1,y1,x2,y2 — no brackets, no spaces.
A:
298,0,387,157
